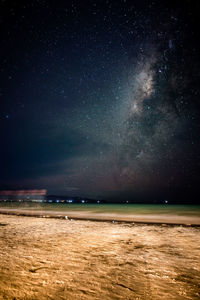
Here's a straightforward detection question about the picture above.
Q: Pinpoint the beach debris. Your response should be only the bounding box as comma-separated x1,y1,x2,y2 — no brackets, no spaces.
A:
65,216,68,220
115,282,135,292
112,220,115,223
0,223,8,226
29,266,48,273
56,280,64,284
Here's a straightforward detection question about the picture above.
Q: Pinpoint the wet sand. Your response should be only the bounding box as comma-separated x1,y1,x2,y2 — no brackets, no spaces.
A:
0,214,200,300
0,208,200,225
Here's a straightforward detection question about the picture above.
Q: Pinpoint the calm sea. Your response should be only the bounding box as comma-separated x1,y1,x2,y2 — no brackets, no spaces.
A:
0,202,200,216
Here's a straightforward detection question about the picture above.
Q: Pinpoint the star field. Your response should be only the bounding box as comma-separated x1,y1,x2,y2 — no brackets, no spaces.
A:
0,0,200,202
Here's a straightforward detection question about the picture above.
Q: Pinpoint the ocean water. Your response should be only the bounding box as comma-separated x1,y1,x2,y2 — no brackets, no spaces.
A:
0,202,200,216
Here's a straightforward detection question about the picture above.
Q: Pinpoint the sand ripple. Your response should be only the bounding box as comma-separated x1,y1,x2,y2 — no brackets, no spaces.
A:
0,215,200,299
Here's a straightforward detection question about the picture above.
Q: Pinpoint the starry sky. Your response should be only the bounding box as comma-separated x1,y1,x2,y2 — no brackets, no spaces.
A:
1,0,200,202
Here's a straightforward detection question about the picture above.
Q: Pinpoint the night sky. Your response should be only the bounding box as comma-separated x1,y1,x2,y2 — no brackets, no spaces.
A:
1,0,200,202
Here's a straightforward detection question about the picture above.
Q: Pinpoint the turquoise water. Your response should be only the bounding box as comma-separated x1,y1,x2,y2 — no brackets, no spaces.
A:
0,202,200,216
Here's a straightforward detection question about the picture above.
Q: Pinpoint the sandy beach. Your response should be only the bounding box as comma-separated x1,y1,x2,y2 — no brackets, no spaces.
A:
0,214,200,300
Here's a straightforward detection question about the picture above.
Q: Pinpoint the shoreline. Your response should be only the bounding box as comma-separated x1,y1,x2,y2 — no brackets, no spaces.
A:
0,208,200,226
